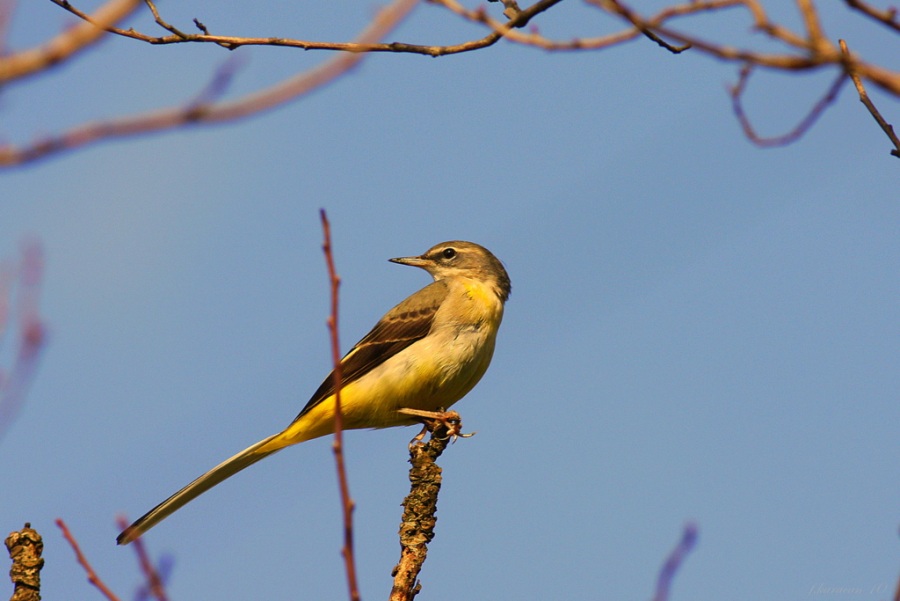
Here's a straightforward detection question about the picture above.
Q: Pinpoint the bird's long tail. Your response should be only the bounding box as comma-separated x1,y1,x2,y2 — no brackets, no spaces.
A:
117,433,285,545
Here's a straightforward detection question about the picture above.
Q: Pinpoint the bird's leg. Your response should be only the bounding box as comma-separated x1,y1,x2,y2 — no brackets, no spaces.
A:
396,408,474,444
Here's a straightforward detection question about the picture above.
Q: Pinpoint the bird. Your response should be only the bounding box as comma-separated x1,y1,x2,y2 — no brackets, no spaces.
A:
117,240,511,545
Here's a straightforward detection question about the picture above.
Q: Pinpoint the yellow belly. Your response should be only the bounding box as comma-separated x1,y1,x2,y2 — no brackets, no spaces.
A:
281,277,504,444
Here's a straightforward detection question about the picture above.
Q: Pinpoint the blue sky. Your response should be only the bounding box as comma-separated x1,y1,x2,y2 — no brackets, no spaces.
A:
2,2,898,600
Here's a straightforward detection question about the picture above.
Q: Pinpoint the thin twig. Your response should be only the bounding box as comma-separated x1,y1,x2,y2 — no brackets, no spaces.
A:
840,39,900,158
320,209,360,601
844,0,900,34
602,0,691,53
652,523,699,601
56,519,122,601
730,63,847,147
143,0,188,38
49,0,560,56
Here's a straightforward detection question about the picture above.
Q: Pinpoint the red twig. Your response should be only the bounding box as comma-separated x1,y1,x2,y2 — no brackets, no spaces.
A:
320,209,360,601
652,523,698,601
115,516,169,601
55,519,122,601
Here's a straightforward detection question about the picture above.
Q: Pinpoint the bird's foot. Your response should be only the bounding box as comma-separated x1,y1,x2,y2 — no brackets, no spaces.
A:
397,408,475,446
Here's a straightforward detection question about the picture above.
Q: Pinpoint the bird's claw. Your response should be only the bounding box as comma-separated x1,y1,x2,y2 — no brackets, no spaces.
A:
397,408,474,446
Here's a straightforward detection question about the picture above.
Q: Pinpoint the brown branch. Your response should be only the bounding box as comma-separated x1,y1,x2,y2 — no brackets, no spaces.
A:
320,210,360,601
844,0,900,33
142,0,189,39
601,0,692,53
0,0,141,84
21,0,900,158
5,523,44,601
56,519,121,601
730,63,847,147
796,0,827,51
840,39,900,158
390,413,465,601
0,0,417,166
49,0,559,56
592,0,833,69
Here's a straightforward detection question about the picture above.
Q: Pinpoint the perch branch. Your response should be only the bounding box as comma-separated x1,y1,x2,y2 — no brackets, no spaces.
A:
390,412,466,601
5,523,44,601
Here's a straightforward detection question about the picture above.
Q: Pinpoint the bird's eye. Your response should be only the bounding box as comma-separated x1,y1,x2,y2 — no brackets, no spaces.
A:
441,248,457,260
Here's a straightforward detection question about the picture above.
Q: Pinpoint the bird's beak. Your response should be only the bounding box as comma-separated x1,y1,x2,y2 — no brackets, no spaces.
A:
389,255,430,268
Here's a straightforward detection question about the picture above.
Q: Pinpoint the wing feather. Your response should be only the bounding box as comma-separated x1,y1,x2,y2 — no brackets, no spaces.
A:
293,280,449,421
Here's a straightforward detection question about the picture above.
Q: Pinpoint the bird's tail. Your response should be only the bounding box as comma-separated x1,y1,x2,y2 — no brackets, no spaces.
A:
117,433,285,545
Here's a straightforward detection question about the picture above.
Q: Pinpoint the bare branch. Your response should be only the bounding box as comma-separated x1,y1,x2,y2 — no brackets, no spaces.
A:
0,0,141,84
840,39,900,157
844,0,900,33
0,0,417,166
320,210,360,601
601,0,691,53
17,0,900,159
56,519,122,601
796,0,828,50
49,0,557,56
142,0,189,39
390,414,465,601
5,523,44,601
730,63,847,147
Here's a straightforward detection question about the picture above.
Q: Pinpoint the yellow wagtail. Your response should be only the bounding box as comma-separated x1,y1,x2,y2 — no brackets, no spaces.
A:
117,240,510,545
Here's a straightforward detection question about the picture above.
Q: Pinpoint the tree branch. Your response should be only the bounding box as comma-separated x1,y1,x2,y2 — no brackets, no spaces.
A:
5,523,44,601
0,0,141,84
840,39,900,158
56,519,121,601
844,0,900,34
13,0,900,161
390,413,466,601
320,210,360,601
0,0,417,166
730,63,847,147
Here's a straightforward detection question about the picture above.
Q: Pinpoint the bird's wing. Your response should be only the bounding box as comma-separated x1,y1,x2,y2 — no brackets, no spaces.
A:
292,280,449,422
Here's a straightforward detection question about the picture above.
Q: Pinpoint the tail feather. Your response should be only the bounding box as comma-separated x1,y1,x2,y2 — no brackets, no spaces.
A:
117,433,284,545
